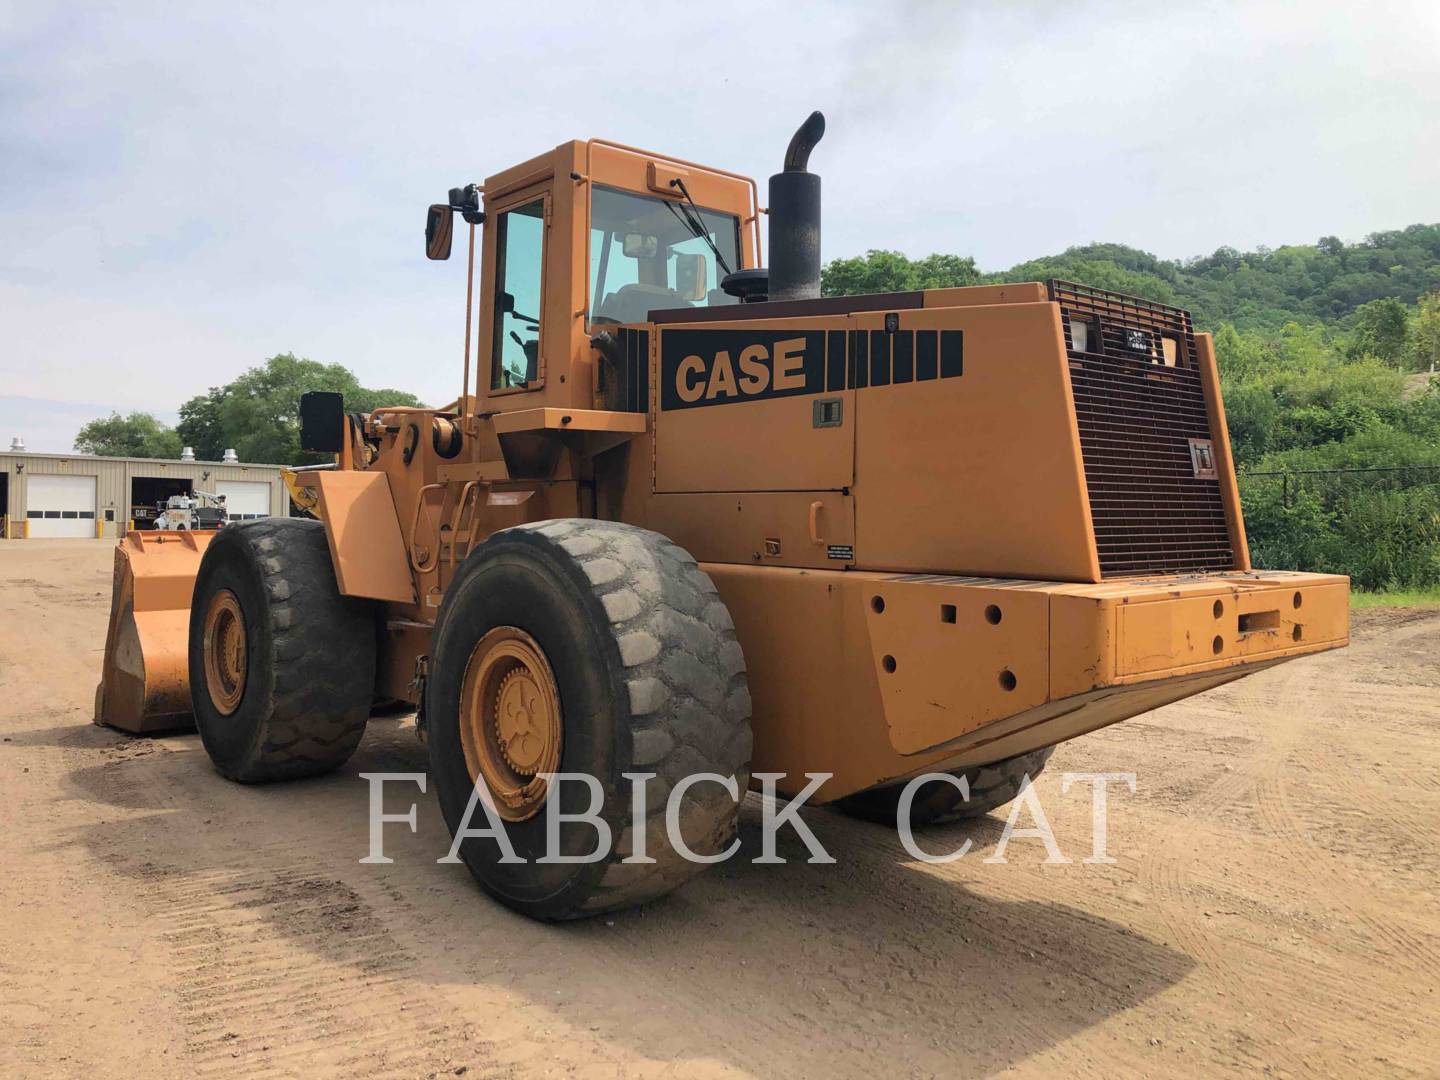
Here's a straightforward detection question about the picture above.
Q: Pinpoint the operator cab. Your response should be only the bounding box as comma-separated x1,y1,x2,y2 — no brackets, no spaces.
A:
426,139,762,413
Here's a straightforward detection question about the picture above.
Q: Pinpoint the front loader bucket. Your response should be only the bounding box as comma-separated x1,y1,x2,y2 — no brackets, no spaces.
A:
94,530,215,734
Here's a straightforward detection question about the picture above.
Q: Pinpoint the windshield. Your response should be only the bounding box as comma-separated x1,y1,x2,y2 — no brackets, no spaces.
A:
589,185,741,325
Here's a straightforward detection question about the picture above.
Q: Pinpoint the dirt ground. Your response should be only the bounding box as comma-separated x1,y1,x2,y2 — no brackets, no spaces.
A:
2,539,1437,1078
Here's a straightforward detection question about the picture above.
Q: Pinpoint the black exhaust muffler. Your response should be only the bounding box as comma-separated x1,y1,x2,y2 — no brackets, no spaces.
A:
766,111,825,303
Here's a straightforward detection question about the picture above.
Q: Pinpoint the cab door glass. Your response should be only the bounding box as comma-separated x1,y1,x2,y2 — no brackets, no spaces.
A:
491,198,546,389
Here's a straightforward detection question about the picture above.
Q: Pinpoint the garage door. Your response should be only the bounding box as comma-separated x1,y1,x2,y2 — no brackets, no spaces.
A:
216,480,271,521
27,474,97,538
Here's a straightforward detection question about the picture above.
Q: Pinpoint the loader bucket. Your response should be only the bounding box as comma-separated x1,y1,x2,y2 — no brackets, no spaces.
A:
94,530,215,734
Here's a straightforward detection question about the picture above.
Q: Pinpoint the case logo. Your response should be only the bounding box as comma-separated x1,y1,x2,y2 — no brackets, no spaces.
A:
660,330,826,410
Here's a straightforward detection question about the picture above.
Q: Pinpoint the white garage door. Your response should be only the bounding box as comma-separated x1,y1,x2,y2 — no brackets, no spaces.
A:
216,480,271,521
27,474,97,538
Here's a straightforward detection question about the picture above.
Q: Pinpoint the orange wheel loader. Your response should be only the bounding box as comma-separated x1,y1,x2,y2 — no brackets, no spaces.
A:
95,113,1349,920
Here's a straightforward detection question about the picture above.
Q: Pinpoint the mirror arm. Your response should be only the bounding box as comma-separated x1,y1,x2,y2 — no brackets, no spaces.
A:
450,183,485,224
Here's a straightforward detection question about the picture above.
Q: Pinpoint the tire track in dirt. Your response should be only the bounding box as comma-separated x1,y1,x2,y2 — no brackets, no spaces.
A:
1137,673,1277,972
63,718,500,1079
813,798,1183,1080
1252,616,1440,988
106,858,498,1079
778,824,1098,1077
1132,662,1410,1063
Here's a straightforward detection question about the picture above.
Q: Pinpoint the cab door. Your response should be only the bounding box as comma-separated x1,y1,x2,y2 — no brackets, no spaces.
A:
479,185,552,398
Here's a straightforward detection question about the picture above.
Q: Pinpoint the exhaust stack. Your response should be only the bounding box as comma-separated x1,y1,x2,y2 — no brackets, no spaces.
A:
766,111,825,303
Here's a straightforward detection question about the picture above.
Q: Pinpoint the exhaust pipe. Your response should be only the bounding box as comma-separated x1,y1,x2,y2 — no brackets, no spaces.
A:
767,111,825,303
721,111,827,304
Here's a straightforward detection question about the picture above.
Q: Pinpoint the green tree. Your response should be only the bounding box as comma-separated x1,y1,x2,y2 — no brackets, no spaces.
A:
821,249,979,296
176,388,226,462
1347,297,1411,366
176,353,426,465
73,412,183,459
1412,291,1440,372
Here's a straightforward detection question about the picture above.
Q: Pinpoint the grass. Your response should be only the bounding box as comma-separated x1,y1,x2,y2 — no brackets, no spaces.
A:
1350,588,1440,609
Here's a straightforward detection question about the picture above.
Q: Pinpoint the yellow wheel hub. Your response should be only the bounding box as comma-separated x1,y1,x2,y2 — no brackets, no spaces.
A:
459,627,562,822
202,589,248,715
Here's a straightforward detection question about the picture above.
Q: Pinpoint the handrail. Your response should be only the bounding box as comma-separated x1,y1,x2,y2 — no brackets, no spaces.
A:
407,483,446,574
445,481,480,567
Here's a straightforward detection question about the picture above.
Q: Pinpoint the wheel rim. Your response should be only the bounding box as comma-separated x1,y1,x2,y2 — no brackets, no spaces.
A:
459,626,562,822
203,589,248,715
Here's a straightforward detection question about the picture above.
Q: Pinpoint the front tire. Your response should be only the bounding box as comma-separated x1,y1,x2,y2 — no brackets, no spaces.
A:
427,520,752,921
188,518,377,782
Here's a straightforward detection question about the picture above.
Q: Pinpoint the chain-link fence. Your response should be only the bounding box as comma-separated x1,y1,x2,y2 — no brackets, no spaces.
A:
1237,466,1440,590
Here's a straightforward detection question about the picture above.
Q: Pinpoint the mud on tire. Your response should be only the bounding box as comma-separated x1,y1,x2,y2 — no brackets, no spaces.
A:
427,519,752,921
835,746,1055,826
188,518,377,782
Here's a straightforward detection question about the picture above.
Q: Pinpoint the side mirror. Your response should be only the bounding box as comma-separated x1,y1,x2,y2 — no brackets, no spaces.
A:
425,204,453,261
675,253,707,301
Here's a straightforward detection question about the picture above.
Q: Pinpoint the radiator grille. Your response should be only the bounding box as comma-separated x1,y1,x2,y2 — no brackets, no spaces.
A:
1050,280,1234,577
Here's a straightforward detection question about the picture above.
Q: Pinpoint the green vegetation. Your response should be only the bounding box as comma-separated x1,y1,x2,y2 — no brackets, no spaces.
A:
1349,588,1440,610
825,227,1440,593
76,354,425,466
822,251,980,295
176,353,425,465
73,411,183,459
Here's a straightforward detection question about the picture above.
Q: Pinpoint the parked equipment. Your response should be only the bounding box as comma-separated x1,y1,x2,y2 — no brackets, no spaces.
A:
154,491,228,531
96,114,1349,919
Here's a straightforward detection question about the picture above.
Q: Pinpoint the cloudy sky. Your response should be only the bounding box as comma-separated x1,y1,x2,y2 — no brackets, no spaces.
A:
2,0,1436,452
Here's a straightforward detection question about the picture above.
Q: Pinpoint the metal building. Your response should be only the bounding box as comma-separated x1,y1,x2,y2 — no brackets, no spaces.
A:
0,449,289,539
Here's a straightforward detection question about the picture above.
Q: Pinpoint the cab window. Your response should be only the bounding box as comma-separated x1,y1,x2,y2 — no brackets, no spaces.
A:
491,198,545,390
589,186,741,326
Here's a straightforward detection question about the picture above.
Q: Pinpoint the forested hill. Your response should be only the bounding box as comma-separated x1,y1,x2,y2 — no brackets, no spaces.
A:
995,226,1440,332
822,223,1440,333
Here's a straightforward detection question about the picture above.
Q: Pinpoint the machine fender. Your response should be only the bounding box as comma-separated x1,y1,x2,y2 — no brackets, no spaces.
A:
306,471,417,603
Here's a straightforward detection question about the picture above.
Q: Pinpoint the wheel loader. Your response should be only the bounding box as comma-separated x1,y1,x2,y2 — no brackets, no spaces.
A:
95,112,1350,920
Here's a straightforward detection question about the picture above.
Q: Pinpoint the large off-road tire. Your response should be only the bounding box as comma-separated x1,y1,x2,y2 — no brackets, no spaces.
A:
835,746,1055,826
427,519,752,921
188,518,377,782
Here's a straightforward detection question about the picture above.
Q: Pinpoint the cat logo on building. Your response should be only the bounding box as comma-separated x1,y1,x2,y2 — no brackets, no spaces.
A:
660,329,826,410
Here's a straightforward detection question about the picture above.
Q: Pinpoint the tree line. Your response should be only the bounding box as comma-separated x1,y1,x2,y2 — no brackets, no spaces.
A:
75,353,424,465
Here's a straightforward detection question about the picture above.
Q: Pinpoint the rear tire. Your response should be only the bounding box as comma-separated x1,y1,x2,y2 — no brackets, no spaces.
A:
428,519,752,921
835,746,1055,826
188,518,377,782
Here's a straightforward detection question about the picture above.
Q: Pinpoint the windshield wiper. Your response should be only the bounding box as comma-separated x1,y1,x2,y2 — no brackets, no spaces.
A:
665,178,734,278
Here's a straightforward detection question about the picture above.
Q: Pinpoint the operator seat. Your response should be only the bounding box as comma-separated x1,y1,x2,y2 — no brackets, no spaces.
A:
598,283,691,324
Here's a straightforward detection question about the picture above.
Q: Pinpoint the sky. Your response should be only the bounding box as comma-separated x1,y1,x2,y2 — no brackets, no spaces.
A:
1,0,1437,452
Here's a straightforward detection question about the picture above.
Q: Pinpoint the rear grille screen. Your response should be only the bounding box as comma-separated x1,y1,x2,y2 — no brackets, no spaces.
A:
1050,280,1234,577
